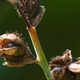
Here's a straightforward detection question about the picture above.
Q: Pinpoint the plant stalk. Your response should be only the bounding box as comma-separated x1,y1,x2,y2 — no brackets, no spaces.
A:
16,4,51,80
27,27,51,80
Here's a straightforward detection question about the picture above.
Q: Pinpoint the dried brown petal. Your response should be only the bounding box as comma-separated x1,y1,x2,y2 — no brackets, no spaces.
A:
8,0,19,5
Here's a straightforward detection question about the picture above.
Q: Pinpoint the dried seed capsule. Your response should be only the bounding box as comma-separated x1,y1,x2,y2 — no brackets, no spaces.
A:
8,0,45,27
19,0,41,19
49,49,78,80
0,32,36,67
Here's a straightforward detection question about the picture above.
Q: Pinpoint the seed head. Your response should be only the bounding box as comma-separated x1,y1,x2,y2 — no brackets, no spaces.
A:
0,32,36,67
49,49,78,80
8,0,42,26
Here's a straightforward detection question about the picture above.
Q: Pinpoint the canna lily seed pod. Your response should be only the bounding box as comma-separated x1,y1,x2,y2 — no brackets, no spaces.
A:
49,49,78,80
8,0,45,27
0,32,36,67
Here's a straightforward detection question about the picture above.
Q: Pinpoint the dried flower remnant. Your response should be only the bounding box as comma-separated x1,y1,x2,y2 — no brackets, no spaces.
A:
8,0,45,27
0,32,36,67
49,49,79,80
69,57,80,73
8,0,19,5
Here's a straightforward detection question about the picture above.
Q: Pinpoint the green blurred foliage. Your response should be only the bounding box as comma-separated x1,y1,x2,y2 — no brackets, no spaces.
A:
0,0,80,80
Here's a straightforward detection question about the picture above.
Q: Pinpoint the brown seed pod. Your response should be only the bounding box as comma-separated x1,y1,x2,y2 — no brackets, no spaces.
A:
18,0,44,27
49,49,78,80
8,0,45,27
19,0,41,19
0,32,36,67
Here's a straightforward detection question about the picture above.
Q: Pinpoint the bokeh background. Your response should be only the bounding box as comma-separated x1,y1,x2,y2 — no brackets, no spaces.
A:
0,0,80,80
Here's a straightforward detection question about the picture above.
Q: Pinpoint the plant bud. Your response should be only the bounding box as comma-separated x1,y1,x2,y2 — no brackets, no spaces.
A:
0,32,36,67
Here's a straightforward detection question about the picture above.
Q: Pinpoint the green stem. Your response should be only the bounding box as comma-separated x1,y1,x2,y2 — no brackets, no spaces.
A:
9,2,51,80
27,27,51,80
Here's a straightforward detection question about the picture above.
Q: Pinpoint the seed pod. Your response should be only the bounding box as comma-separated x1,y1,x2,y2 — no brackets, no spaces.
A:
19,0,41,20
0,32,36,67
8,0,45,27
49,49,78,80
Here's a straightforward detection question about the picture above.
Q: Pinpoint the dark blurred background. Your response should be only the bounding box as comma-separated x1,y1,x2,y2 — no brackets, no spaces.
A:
0,0,80,80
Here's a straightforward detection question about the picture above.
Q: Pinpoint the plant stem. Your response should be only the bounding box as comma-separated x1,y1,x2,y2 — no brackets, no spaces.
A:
16,4,51,80
27,27,51,80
